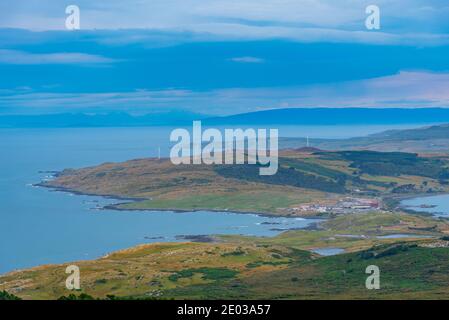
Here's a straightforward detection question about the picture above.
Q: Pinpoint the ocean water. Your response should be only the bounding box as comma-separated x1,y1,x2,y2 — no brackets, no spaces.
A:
402,194,449,217
0,124,432,274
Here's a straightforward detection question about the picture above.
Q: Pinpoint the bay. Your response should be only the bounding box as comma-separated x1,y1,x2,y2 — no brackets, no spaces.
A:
0,124,430,274
402,194,449,217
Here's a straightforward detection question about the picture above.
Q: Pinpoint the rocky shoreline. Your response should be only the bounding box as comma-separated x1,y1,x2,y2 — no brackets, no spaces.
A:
35,174,325,220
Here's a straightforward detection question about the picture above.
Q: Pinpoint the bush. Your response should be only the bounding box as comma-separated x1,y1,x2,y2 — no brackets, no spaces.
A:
168,268,238,282
0,290,21,300
58,293,95,300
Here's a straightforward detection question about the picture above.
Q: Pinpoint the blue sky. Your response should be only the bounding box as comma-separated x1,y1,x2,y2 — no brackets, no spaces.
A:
0,0,449,115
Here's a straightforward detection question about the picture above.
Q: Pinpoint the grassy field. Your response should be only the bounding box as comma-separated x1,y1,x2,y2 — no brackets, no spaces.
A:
119,188,322,214
4,238,449,300
3,211,449,300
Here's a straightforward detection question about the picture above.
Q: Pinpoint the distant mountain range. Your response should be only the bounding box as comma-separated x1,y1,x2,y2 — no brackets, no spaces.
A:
2,108,449,128
0,111,206,128
281,123,449,153
205,108,449,125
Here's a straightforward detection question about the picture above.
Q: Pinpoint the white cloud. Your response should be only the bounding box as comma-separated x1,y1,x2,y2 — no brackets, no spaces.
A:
1,71,449,114
230,56,265,63
205,71,449,111
0,50,117,65
0,0,448,45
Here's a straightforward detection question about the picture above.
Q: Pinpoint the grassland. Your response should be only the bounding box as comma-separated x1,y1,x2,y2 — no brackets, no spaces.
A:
3,210,449,300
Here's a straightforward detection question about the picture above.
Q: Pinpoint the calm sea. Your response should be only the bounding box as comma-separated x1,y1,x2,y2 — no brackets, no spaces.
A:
402,194,449,217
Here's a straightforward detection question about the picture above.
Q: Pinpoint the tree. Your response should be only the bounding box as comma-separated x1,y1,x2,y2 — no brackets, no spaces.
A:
0,290,21,300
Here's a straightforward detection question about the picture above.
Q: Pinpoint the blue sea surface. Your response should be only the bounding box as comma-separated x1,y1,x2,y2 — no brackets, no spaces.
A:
0,124,431,274
402,194,449,217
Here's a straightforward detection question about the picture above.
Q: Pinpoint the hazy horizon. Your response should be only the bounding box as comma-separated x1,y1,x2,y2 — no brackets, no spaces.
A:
1,1,449,117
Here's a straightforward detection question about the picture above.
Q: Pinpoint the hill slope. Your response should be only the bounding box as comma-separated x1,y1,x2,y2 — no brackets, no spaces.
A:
38,150,449,215
281,124,449,153
206,108,449,125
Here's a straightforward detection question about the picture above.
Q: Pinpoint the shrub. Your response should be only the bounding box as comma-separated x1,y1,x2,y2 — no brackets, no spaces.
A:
0,290,21,300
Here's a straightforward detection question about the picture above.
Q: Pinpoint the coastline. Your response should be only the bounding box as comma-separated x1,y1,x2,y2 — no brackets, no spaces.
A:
2,177,324,275
388,192,449,217
14,170,447,279
36,168,449,220
34,182,148,203
35,179,326,219
0,241,195,278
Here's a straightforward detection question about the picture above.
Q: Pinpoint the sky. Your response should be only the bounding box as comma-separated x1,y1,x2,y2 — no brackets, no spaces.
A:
0,0,449,116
